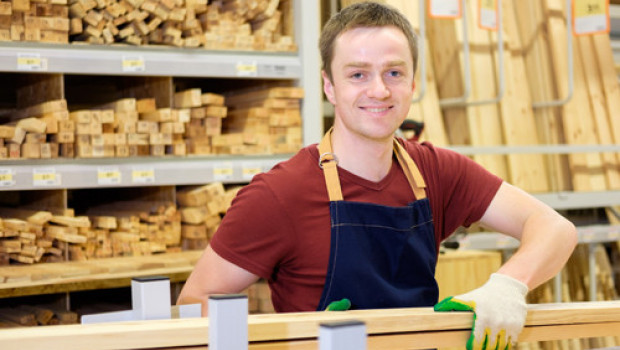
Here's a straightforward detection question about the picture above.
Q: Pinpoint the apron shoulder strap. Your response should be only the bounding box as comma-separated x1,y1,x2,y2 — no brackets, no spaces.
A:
318,129,427,201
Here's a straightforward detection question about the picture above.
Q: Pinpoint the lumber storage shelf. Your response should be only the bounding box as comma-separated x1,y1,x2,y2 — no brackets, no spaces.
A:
0,154,291,190
0,250,202,298
0,42,302,79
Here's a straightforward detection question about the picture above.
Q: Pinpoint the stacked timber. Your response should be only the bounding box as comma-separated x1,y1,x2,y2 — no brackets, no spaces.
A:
176,88,226,155
176,182,241,250
0,0,70,43
223,86,303,154
0,305,78,328
0,99,69,159
83,200,180,257
67,0,295,51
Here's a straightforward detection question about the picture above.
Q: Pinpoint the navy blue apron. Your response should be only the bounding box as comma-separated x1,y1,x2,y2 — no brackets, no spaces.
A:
316,130,439,310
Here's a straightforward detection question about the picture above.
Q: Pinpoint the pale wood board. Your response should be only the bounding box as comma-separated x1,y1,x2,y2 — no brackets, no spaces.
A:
495,0,549,192
512,1,571,192
543,0,606,191
1,302,620,350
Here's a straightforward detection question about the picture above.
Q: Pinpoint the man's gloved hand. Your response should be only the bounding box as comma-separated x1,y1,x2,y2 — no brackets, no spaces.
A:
434,273,529,350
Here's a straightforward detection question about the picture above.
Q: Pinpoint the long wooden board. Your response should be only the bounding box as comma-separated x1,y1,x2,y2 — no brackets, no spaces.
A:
1,302,619,350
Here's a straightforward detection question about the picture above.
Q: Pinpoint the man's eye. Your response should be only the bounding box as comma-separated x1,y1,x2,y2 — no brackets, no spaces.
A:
351,72,364,79
388,70,402,77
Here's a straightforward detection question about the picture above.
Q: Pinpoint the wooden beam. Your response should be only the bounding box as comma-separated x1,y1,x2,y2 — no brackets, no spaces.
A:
0,302,619,349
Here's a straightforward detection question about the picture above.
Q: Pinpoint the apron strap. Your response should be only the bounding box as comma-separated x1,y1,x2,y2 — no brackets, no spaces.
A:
317,129,427,201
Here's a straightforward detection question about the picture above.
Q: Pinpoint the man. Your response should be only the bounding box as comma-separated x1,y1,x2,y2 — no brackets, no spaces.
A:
178,2,577,349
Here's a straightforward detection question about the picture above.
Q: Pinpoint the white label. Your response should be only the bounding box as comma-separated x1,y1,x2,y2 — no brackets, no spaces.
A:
429,0,461,18
33,168,60,186
241,162,262,181
236,61,258,77
573,0,609,35
479,0,498,30
98,167,121,185
0,168,15,187
17,53,48,71
132,167,155,184
122,56,145,72
213,162,234,181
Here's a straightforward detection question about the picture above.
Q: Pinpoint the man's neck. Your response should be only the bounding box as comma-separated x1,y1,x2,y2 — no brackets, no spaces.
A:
331,129,394,182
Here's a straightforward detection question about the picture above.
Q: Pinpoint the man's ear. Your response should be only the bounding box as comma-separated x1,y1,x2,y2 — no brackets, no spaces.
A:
322,70,336,105
411,79,416,93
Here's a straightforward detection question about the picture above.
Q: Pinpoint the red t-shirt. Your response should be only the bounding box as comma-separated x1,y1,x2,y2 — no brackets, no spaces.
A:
210,139,502,312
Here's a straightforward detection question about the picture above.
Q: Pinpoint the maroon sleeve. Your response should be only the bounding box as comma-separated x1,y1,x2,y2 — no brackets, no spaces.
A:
209,174,293,280
404,140,503,243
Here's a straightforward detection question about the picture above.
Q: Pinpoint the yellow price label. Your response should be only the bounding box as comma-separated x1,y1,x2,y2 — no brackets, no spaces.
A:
574,0,606,17
98,167,121,185
17,57,41,66
33,173,55,181
573,0,609,35
0,173,13,182
122,56,145,72
214,167,233,176
236,62,258,76
98,171,119,179
480,0,496,11
242,167,262,176
132,169,154,183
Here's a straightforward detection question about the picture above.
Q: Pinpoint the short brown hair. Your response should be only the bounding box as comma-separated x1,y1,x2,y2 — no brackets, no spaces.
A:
319,1,419,82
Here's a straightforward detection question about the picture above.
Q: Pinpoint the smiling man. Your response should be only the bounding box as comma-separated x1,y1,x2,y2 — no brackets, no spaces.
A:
177,3,577,350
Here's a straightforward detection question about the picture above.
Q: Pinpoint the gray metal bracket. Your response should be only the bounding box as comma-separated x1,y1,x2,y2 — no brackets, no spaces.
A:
439,0,505,108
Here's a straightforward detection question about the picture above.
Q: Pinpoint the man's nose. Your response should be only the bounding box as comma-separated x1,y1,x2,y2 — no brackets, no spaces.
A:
367,75,391,99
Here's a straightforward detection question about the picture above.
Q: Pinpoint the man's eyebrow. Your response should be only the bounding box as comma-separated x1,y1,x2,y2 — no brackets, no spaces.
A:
343,60,408,69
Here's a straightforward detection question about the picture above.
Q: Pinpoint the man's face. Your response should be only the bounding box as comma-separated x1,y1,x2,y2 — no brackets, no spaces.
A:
323,26,415,142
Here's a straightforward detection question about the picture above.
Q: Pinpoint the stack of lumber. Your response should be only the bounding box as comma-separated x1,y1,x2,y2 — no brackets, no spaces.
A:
223,85,303,154
0,305,77,328
87,97,189,157
67,0,296,51
0,99,70,159
0,207,88,265
0,200,185,265
176,182,241,250
0,0,70,43
82,200,181,257
175,88,226,155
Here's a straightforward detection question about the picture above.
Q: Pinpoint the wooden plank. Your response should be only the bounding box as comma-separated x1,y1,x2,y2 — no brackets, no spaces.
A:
0,302,619,349
512,0,571,192
495,0,548,192
543,0,606,191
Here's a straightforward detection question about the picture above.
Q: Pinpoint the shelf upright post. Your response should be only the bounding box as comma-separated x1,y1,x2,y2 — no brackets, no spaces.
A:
296,0,323,146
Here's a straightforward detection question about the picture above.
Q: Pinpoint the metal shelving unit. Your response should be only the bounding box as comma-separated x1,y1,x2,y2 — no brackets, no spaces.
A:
0,0,322,191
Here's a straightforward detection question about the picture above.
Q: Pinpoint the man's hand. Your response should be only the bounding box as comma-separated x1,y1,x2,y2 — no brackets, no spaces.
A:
434,273,529,350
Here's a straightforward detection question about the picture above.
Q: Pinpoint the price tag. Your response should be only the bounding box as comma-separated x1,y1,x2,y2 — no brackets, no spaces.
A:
213,162,234,181
581,229,595,242
98,167,121,185
122,56,145,72
33,168,60,186
132,167,155,184
496,236,516,248
607,229,619,241
0,168,15,187
479,0,498,30
17,53,48,71
429,0,461,19
573,0,609,35
241,162,262,181
236,61,258,77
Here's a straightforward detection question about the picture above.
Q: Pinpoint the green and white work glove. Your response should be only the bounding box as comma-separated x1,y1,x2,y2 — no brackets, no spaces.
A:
434,273,529,350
